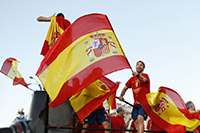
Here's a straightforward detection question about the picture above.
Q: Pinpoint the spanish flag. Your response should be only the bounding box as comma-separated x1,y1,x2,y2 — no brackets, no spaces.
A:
141,86,200,133
0,58,28,88
36,13,130,108
40,16,71,56
69,76,119,122
107,88,117,115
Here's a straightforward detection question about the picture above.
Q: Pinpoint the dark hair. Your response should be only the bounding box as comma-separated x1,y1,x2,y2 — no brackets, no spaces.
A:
186,101,194,109
117,107,123,113
56,13,65,18
136,60,145,68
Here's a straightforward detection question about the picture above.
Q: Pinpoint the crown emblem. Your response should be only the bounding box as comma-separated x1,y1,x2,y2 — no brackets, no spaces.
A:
85,32,117,62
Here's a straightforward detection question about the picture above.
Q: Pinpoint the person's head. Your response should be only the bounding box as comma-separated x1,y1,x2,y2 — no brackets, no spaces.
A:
117,107,125,117
56,13,65,18
186,101,196,111
136,60,145,74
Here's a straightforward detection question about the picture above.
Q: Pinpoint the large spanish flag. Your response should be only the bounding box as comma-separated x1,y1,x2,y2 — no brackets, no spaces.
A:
36,13,131,107
0,57,28,88
141,86,200,133
69,76,119,122
40,16,71,56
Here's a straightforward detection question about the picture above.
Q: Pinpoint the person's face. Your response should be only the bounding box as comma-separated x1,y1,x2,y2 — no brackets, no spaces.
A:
120,109,125,117
190,104,196,111
136,62,145,73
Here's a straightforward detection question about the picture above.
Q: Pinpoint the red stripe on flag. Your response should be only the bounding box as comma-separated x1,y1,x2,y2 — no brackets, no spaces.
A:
74,76,119,122
40,40,49,56
56,16,71,31
37,14,113,75
141,99,186,132
14,77,28,88
0,58,16,75
48,55,129,107
139,86,200,133
110,90,117,111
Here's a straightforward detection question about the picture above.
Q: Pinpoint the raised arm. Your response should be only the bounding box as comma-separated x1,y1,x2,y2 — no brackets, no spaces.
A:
37,13,55,22
119,85,129,101
132,71,148,83
189,109,200,114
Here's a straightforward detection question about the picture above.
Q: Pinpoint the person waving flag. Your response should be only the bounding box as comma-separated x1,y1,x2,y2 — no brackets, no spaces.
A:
36,13,131,107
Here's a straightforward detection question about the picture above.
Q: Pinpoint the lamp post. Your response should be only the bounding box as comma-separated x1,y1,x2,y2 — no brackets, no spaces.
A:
29,76,43,91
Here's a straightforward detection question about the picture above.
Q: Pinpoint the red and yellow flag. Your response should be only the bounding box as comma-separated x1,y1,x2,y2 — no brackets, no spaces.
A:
107,88,117,115
140,86,200,133
69,76,119,122
40,16,71,56
36,13,131,108
0,58,28,88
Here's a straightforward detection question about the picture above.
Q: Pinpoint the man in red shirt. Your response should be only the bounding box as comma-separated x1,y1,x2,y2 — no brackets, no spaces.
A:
186,101,200,133
37,12,71,56
119,60,150,133
111,107,131,133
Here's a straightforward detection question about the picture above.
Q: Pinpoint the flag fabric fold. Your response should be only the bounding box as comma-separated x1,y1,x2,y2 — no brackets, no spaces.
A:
0,57,28,88
36,13,131,108
40,16,71,56
140,86,200,133
69,76,119,122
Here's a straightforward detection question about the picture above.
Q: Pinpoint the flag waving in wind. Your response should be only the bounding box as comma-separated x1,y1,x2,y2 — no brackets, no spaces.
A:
36,13,131,107
107,86,117,115
69,76,119,122
140,86,200,133
0,58,28,88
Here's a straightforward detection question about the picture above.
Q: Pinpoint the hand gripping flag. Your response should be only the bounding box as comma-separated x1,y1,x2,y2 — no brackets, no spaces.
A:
0,58,28,88
40,16,71,56
140,86,200,133
36,13,131,107
69,76,119,122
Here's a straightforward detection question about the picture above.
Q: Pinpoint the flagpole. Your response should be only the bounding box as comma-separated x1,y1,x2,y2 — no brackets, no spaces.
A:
29,76,43,90
27,87,34,92
115,96,137,108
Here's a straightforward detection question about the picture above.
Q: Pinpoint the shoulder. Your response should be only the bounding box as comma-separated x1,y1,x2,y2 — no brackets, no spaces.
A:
116,115,124,121
128,76,136,81
142,73,150,79
142,73,148,76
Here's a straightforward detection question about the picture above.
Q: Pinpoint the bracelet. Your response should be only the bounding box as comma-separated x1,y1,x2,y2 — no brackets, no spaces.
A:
136,73,140,78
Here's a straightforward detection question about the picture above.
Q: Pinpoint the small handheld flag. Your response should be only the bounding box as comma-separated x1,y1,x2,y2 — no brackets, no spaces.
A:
1,57,28,88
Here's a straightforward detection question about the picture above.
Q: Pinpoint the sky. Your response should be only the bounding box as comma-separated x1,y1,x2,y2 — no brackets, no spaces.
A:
0,0,200,128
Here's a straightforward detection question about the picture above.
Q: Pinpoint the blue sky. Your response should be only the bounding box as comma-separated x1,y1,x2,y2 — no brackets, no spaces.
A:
1,0,200,128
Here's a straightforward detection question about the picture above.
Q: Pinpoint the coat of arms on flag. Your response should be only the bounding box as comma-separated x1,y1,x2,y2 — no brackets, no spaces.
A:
86,33,118,62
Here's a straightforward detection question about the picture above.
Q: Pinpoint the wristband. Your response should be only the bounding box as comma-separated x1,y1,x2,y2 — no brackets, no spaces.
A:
136,73,140,78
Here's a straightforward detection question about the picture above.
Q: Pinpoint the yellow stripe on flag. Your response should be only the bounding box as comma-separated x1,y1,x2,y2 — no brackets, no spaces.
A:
39,30,125,101
70,79,110,112
46,16,65,49
146,92,200,131
7,66,16,80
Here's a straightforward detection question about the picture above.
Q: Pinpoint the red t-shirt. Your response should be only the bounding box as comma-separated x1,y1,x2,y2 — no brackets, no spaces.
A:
56,16,71,30
111,115,125,133
125,73,150,105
